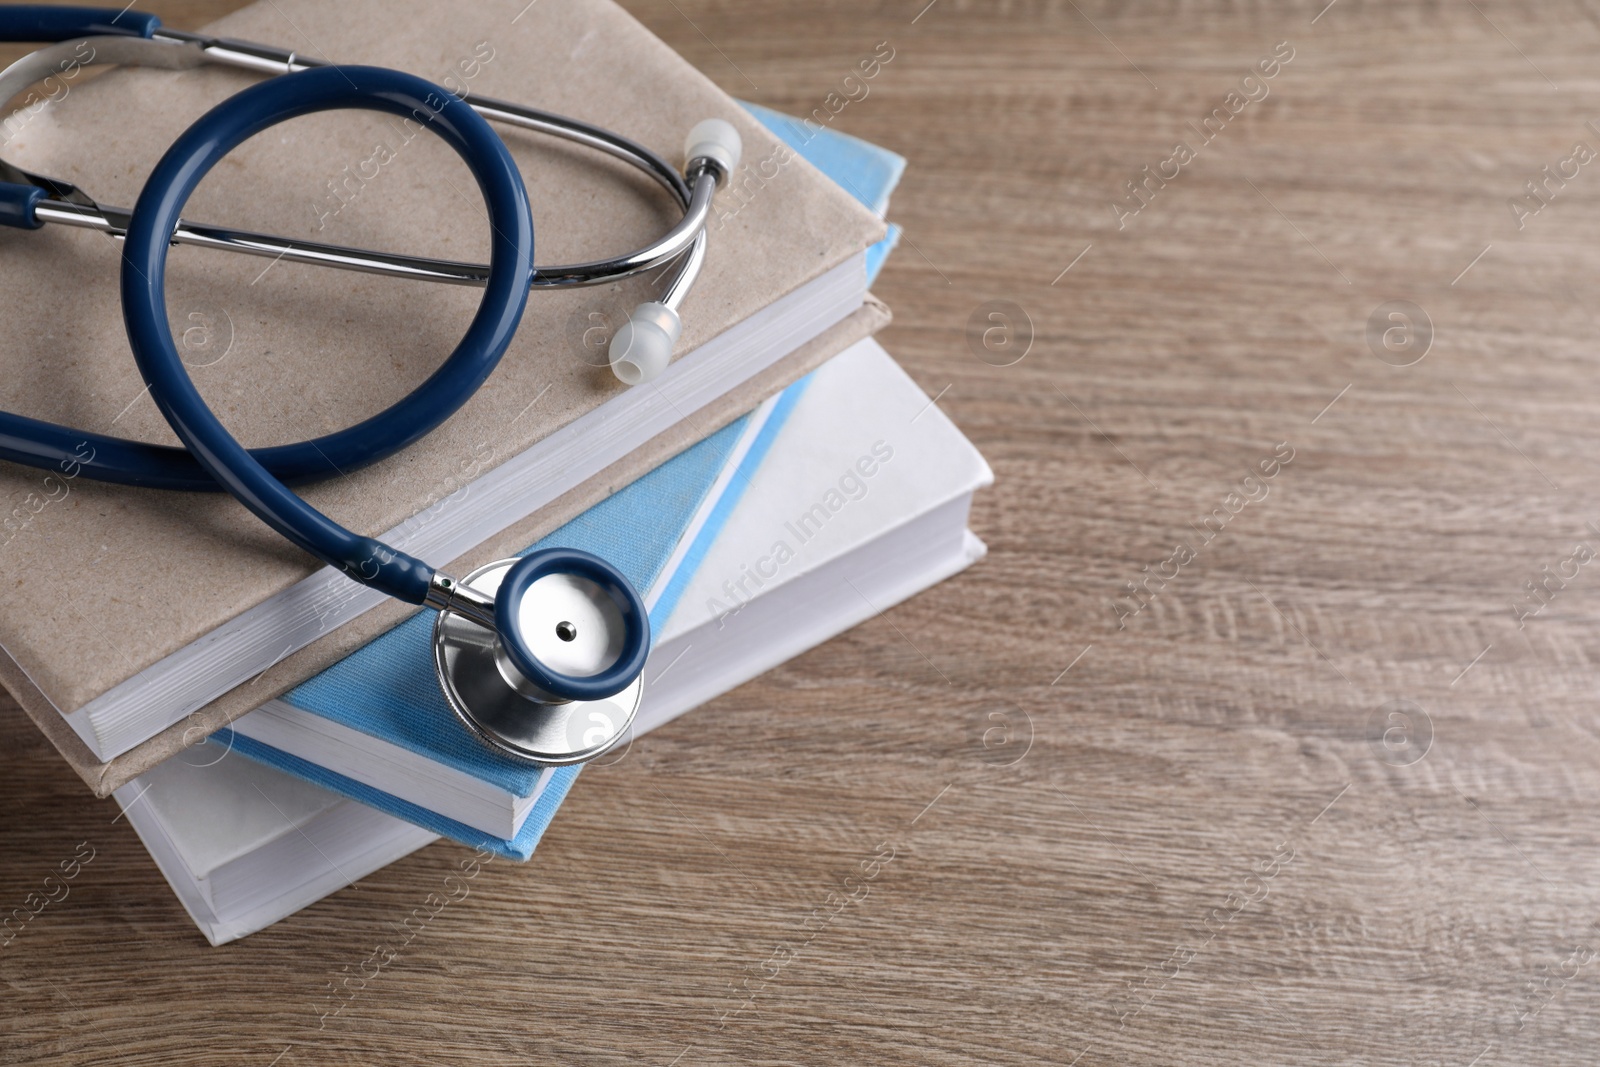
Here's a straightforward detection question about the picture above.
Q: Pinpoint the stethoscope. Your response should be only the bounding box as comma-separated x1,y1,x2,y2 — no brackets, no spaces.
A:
0,7,745,765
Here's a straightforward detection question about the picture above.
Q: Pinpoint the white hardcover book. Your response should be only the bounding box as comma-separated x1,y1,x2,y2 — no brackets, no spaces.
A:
114,751,438,946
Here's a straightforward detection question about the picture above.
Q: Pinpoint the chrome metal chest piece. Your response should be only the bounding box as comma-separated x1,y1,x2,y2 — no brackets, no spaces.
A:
434,556,643,764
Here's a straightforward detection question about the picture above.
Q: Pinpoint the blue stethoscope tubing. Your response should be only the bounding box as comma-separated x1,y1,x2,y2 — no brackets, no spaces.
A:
121,64,530,607
120,64,646,699
119,63,648,709
0,7,662,712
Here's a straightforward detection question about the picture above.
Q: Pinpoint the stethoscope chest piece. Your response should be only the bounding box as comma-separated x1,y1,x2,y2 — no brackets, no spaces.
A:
0,10,718,767
433,556,643,765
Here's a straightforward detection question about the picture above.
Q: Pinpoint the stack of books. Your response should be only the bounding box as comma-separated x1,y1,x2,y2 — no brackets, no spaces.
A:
0,0,991,944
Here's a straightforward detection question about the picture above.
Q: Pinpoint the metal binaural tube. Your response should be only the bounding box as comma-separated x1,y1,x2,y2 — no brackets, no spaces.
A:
8,32,721,297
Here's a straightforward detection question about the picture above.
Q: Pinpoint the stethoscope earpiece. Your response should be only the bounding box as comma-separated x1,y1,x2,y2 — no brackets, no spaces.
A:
605,118,740,385
432,549,648,765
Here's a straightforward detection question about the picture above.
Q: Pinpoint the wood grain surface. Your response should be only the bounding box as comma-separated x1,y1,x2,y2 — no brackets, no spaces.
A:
6,0,1600,1063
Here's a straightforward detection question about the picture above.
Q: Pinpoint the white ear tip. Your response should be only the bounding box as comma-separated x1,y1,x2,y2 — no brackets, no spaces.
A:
684,117,742,175
608,302,681,386
608,323,667,385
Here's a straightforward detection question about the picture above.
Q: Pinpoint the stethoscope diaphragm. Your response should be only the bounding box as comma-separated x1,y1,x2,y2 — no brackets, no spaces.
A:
433,555,643,765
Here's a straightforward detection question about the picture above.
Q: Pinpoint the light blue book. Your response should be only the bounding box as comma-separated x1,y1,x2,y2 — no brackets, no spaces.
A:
219,108,907,860
740,101,906,285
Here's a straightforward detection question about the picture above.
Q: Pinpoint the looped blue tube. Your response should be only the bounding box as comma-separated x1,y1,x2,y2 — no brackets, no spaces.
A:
119,65,534,605
495,548,650,702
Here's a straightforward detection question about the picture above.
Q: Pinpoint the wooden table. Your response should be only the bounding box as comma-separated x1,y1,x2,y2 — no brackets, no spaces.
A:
7,1,1600,1062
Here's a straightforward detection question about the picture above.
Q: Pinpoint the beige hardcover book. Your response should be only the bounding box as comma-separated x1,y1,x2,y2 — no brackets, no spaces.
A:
0,0,886,793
